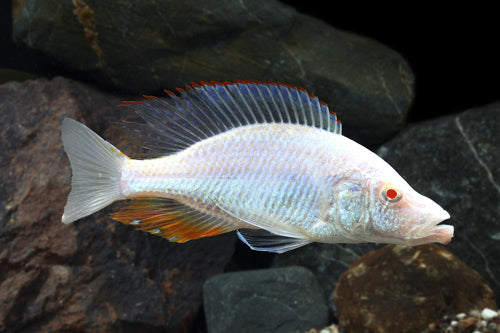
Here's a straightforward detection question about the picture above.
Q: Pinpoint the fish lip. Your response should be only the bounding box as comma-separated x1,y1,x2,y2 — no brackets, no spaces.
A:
415,210,454,245
423,224,454,245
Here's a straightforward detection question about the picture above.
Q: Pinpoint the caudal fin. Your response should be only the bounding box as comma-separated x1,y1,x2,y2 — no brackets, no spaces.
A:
61,118,128,223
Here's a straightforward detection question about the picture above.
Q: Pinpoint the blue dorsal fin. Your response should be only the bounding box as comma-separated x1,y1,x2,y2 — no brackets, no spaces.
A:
121,81,342,155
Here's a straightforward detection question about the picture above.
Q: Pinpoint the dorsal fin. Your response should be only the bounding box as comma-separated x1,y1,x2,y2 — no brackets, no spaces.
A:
111,198,236,242
120,81,342,155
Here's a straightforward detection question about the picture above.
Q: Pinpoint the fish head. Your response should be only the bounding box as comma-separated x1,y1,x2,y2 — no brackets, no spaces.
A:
365,178,453,246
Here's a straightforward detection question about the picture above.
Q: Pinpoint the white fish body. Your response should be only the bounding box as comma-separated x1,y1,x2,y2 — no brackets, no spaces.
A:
61,81,453,253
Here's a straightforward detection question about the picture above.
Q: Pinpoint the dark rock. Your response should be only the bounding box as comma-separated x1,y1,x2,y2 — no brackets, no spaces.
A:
272,243,381,311
0,77,236,332
334,244,497,333
13,0,414,145
377,102,500,303
203,266,329,333
0,69,38,85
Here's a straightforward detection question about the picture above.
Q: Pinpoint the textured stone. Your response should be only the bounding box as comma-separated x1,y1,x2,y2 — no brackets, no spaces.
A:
334,244,497,333
13,0,414,145
377,102,500,303
203,266,329,333
0,77,236,332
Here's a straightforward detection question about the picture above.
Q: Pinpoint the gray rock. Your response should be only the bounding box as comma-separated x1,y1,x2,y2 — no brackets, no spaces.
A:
377,102,500,303
203,266,329,333
13,0,414,145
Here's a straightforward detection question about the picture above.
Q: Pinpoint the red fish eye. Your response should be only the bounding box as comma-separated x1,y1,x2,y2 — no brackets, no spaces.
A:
382,186,402,203
386,188,398,200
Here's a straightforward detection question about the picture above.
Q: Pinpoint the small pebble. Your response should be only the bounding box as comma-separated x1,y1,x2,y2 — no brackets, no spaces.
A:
422,308,500,333
305,324,340,333
470,309,481,318
481,308,498,320
461,317,477,328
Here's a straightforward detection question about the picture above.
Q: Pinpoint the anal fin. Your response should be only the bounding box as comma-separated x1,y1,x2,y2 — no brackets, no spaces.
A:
237,229,311,253
112,198,236,242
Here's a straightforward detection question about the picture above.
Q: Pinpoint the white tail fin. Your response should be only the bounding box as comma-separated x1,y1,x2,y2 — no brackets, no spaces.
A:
61,118,128,223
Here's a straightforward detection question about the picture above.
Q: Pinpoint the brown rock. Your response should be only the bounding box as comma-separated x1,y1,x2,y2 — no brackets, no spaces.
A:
0,77,236,332
334,244,497,333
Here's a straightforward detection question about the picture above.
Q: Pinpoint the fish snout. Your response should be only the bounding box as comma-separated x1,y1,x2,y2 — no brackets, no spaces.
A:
413,206,453,245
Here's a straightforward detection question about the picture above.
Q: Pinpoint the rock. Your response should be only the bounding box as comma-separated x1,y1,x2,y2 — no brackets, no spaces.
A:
0,77,236,332
334,244,497,333
272,243,381,310
377,102,500,303
203,266,329,333
481,308,498,320
13,0,414,145
0,69,38,85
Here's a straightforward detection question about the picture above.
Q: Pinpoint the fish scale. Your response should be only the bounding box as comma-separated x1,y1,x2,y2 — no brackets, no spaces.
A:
61,80,453,253
120,124,329,236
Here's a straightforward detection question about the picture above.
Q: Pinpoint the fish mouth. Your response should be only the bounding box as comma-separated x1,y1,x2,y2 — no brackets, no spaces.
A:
411,209,454,245
422,223,454,245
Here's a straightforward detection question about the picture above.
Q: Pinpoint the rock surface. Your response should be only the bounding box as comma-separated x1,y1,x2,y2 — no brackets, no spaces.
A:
334,244,497,333
378,102,500,303
13,0,414,145
0,77,236,332
203,266,329,333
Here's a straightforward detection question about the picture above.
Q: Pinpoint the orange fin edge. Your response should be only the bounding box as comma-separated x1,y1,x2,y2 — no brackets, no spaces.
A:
111,198,235,242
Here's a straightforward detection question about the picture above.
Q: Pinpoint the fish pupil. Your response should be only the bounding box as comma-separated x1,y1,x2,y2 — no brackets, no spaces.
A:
386,188,398,200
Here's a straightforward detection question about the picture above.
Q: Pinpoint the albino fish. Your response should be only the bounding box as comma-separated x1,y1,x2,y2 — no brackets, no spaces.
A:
61,80,453,253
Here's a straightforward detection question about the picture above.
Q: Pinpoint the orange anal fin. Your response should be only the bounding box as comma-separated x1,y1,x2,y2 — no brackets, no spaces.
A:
111,198,235,242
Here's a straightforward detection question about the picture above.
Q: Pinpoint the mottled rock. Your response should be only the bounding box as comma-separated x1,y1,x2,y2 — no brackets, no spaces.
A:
334,244,497,333
0,77,236,332
13,0,414,145
203,266,329,333
377,102,500,302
